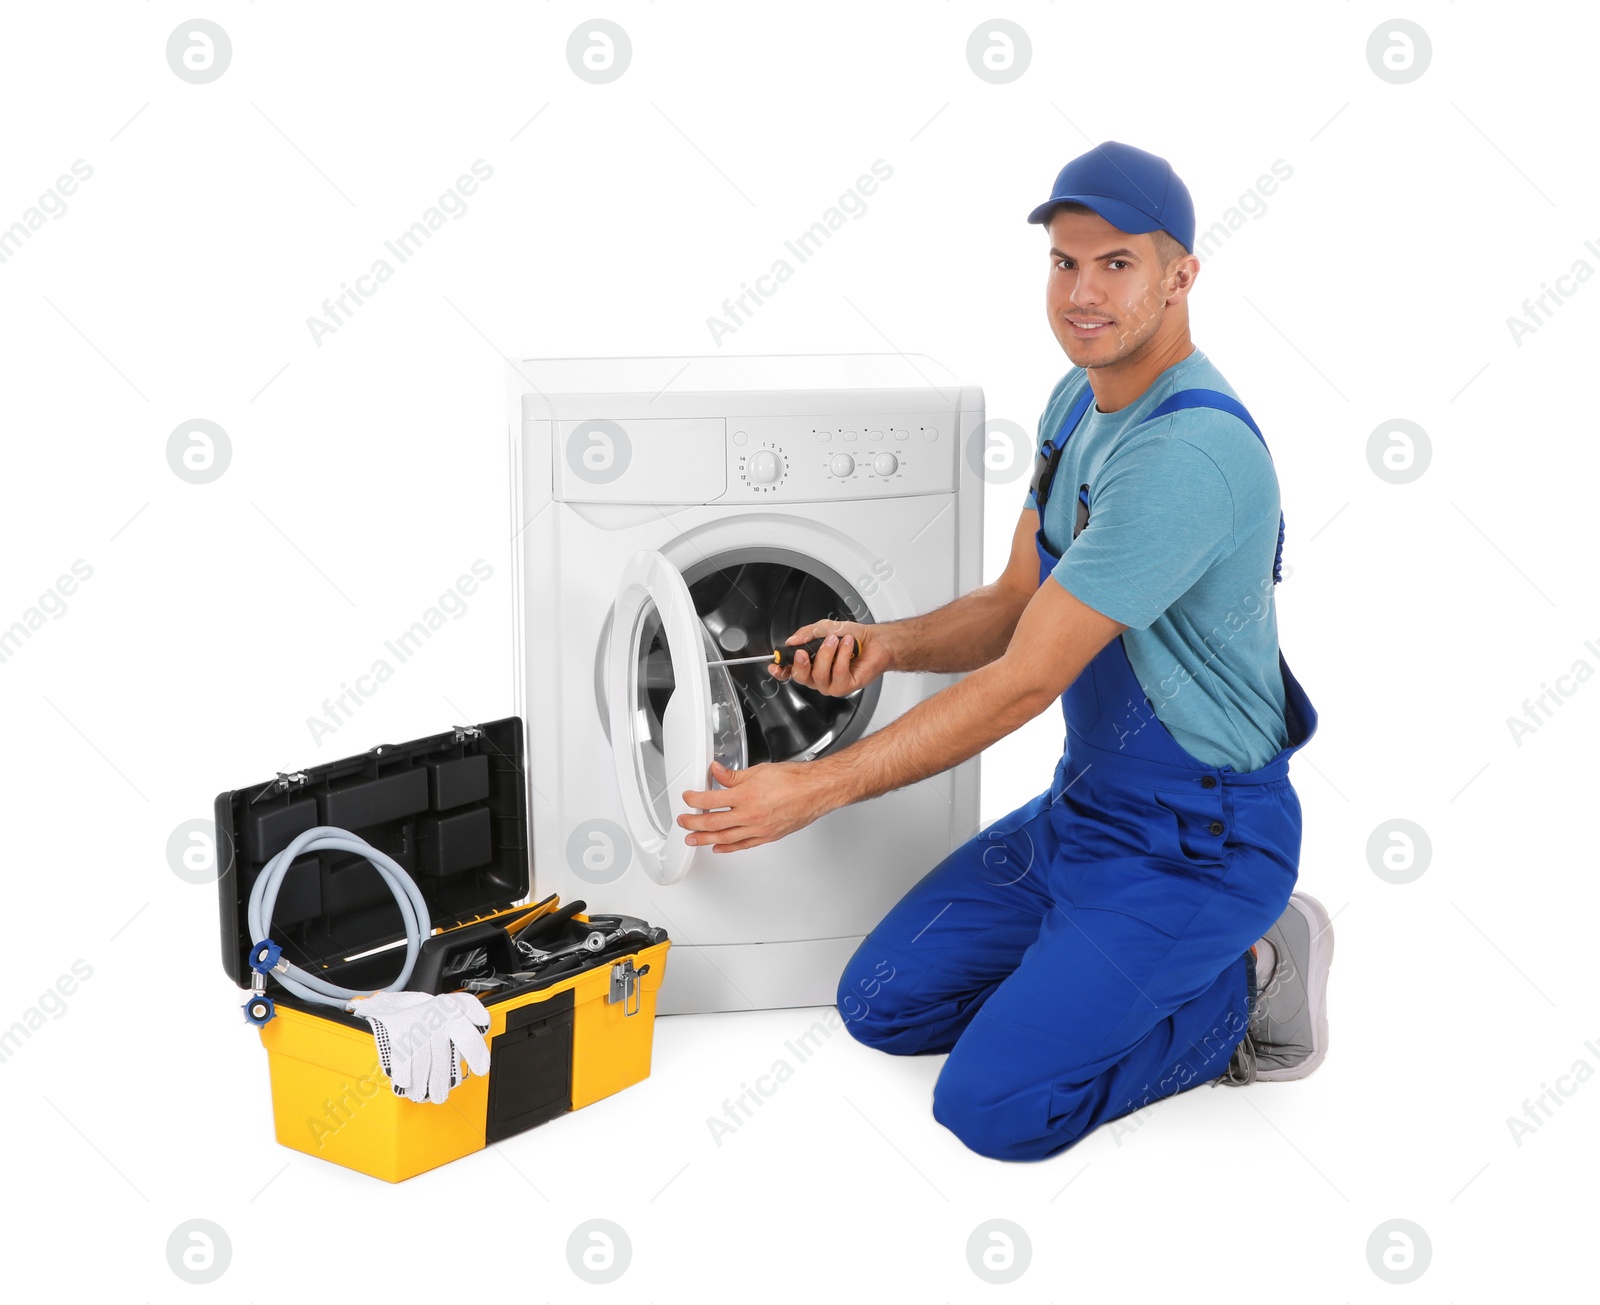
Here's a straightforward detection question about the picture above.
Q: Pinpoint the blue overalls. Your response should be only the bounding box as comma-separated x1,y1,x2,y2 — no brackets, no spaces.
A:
836,386,1319,1160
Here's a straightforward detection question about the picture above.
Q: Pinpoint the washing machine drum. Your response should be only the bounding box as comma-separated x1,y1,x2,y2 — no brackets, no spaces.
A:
608,558,876,760
605,550,879,884
690,560,871,765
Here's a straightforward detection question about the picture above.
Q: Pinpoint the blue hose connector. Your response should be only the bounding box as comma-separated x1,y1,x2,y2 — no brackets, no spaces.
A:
249,939,283,974
243,995,277,1026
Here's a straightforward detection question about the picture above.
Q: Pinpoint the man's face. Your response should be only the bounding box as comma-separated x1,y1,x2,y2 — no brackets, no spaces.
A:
1045,208,1174,367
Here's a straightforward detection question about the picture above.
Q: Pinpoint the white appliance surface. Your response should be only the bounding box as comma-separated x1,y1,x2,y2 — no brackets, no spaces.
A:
511,355,984,1014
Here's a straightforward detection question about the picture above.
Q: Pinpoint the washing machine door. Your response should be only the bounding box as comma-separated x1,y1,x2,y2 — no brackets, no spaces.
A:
607,549,747,884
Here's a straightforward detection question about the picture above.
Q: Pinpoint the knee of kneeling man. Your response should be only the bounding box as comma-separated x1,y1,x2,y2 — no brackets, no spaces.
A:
834,954,905,1042
933,1100,1021,1160
834,991,907,1050
931,1074,1019,1159
932,1069,1074,1161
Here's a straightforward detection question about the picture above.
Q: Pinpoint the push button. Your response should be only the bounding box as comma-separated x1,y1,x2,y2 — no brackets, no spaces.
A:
1208,820,1224,835
1200,775,1217,789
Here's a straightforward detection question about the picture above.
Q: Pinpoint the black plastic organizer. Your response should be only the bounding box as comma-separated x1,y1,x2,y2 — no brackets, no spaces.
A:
215,718,531,1017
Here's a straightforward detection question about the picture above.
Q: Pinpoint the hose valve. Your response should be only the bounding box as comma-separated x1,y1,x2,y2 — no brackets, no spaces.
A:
248,939,285,974
242,994,277,1026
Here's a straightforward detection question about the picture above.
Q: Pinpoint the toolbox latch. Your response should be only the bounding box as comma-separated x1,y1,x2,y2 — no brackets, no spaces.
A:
607,958,649,1016
248,770,311,805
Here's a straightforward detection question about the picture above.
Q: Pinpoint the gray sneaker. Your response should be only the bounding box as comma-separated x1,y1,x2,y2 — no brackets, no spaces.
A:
1217,891,1334,1086
1249,891,1335,1080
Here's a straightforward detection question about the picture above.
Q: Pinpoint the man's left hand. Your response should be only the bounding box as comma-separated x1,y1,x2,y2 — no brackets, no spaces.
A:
679,760,840,853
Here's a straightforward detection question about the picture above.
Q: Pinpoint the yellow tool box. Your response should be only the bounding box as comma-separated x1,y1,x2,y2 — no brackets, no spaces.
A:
216,717,670,1182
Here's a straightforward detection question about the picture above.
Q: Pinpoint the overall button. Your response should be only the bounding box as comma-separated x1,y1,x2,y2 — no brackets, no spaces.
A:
1208,820,1224,835
1200,775,1217,789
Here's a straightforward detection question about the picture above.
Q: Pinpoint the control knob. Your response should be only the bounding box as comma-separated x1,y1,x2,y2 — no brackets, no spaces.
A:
748,449,782,484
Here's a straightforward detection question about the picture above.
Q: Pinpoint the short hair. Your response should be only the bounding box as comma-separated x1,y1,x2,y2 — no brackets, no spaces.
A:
1048,202,1189,271
1148,227,1188,271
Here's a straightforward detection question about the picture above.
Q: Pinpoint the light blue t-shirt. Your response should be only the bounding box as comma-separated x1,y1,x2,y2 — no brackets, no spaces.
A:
1025,348,1289,771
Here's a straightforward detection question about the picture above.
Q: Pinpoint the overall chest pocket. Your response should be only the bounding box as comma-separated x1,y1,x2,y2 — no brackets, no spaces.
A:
1150,788,1228,868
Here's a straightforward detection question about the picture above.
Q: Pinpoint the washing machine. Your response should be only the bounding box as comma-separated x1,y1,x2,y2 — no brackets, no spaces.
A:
508,354,984,1014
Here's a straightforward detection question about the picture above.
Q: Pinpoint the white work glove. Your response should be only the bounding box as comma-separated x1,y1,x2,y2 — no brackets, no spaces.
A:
345,990,492,1104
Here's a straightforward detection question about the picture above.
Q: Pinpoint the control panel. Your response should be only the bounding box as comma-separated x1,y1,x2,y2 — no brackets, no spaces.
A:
729,416,956,501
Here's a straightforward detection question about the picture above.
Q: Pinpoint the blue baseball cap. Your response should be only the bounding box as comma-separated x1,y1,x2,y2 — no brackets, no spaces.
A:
1026,141,1195,254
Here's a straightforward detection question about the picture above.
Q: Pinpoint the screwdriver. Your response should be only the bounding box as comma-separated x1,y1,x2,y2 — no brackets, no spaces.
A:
707,634,864,669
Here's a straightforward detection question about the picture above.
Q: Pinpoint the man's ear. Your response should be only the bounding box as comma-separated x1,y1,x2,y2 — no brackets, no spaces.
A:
1169,254,1199,299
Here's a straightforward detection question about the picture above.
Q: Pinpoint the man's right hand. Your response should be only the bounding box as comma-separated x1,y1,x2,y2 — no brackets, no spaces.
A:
769,619,894,698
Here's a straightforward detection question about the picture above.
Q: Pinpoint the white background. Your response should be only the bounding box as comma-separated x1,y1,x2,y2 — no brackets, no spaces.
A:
1,2,1594,1299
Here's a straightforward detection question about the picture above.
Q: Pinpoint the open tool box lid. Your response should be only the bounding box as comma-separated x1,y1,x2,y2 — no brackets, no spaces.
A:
215,718,530,993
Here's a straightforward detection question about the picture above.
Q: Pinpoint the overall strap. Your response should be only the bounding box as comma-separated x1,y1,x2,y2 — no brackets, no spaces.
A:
1029,385,1287,585
1148,388,1284,585
1027,388,1095,519
1145,388,1264,443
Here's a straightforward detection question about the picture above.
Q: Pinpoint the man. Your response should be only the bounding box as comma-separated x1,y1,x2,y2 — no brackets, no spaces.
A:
679,141,1333,1161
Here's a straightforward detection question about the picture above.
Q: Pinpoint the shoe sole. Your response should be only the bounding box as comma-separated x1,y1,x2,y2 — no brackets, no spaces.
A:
1254,890,1334,1081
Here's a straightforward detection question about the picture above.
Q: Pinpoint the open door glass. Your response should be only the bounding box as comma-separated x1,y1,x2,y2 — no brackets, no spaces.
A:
608,551,747,884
